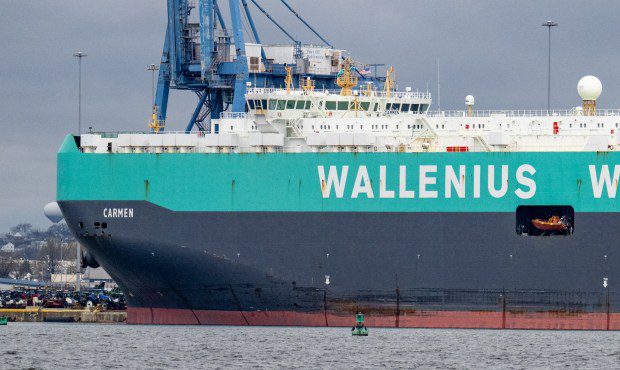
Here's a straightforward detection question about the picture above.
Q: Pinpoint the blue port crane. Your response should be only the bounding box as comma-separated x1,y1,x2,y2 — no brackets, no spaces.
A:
151,0,385,133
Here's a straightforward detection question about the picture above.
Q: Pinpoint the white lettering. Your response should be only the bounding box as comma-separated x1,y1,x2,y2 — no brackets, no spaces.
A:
515,164,537,199
103,207,134,218
399,165,415,198
445,165,466,198
351,165,374,198
379,166,395,199
318,165,348,198
589,164,620,198
419,165,438,198
488,165,509,198
473,165,481,198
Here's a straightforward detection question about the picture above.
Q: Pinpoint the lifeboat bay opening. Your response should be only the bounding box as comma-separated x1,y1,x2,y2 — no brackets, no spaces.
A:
516,205,574,236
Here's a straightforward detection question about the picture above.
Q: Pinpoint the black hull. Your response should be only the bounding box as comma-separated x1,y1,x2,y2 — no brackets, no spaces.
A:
59,201,619,328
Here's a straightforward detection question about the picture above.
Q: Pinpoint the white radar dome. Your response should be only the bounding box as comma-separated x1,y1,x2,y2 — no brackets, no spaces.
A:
465,95,475,106
44,202,64,223
577,75,602,100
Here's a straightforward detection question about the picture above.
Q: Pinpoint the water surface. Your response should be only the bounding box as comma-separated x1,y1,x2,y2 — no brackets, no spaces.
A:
2,323,618,369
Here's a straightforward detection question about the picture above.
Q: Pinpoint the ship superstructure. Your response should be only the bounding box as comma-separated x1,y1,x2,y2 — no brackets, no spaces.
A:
83,72,620,155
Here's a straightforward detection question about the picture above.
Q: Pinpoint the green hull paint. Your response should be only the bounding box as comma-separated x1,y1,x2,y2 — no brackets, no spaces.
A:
58,135,620,212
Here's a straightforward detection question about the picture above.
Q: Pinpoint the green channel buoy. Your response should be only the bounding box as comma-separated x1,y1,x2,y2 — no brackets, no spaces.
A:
351,312,368,336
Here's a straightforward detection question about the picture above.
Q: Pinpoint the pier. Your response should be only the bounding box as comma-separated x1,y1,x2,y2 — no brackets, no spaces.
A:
0,308,126,323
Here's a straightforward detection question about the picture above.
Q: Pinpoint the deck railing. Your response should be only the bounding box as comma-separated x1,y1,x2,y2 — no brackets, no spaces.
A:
428,109,620,118
246,87,431,100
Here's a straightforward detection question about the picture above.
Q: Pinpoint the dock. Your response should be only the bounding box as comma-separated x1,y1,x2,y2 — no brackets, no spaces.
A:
0,308,126,323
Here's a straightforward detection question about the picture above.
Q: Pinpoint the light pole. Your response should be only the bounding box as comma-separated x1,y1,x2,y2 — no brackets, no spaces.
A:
147,64,159,108
542,21,557,113
70,50,86,291
73,51,87,135
71,50,85,291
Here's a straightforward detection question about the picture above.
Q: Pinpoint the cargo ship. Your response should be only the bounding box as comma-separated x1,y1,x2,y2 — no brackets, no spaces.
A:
55,61,619,328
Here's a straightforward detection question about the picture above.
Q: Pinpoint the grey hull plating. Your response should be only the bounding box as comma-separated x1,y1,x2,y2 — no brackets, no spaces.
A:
59,201,618,316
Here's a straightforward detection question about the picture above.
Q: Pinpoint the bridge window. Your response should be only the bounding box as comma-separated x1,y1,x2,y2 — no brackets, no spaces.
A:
286,100,296,109
359,102,370,111
269,100,277,110
391,103,401,111
277,100,286,110
337,101,348,110
305,101,311,109
411,104,419,113
325,101,337,110
247,100,255,110
296,100,305,109
385,103,392,110
419,104,428,112
401,104,410,112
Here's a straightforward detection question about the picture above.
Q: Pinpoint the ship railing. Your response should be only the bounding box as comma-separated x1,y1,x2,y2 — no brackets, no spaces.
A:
246,87,431,99
87,130,199,136
220,112,248,119
375,91,432,99
428,109,620,118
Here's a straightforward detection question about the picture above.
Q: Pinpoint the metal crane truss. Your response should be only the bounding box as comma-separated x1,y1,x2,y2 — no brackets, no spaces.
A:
153,0,385,133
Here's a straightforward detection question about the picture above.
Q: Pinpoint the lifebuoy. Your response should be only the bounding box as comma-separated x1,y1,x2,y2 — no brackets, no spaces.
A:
328,112,332,117
277,112,282,117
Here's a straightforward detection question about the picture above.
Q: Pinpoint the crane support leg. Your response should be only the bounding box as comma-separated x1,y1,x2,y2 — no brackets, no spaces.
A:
214,0,228,36
199,0,214,81
186,92,209,133
241,0,267,62
155,24,171,125
229,0,249,112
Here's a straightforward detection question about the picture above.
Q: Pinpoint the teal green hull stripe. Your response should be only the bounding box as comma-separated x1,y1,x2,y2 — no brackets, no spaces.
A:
58,139,620,212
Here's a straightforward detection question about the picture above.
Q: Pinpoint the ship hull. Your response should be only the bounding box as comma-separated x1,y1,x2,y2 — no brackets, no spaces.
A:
59,200,619,329
57,137,620,328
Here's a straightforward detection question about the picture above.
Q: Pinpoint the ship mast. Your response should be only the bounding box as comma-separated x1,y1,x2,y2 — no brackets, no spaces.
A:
384,66,395,98
336,58,358,96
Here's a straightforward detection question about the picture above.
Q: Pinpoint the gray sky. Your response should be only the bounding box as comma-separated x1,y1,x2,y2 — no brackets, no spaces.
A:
1,0,620,232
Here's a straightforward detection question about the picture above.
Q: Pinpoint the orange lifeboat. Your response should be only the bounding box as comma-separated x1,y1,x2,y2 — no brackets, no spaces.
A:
531,215,568,231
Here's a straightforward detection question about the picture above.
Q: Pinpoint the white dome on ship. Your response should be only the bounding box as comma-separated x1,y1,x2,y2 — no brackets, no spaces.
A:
465,95,475,106
577,75,602,100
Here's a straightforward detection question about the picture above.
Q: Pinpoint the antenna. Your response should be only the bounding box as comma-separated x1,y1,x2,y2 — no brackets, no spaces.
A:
542,21,558,112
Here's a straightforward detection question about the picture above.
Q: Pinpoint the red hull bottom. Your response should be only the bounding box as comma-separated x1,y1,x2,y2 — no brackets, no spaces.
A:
127,308,620,330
